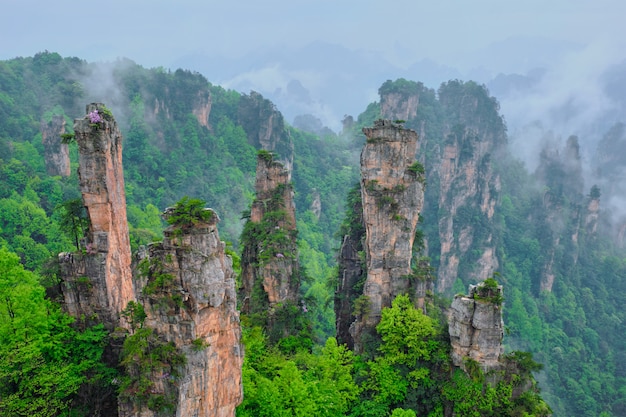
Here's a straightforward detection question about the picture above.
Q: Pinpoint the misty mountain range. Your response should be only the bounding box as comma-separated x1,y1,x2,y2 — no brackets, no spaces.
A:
170,36,608,135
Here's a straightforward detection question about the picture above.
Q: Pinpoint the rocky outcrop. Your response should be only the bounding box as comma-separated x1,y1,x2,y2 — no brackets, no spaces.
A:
535,136,586,292
120,210,243,417
238,91,294,170
381,92,419,122
448,281,504,374
192,92,212,128
60,103,134,327
59,104,242,417
240,152,300,316
41,114,71,177
379,79,425,122
335,234,365,350
434,82,506,292
349,120,424,352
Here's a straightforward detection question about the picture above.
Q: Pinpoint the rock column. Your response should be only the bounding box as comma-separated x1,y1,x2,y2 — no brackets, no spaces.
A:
350,120,424,352
60,103,134,327
41,114,71,177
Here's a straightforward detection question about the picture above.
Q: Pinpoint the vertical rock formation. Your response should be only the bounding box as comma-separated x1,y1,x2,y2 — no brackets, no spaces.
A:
120,210,243,417
60,103,134,326
240,152,300,326
434,82,506,292
448,281,504,374
59,103,243,417
335,234,365,350
238,91,294,170
41,114,71,177
379,81,421,122
535,135,586,292
335,185,365,349
349,120,424,352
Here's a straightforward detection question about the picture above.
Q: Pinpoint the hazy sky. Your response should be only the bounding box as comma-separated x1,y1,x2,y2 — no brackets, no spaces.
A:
2,0,626,152
2,0,624,72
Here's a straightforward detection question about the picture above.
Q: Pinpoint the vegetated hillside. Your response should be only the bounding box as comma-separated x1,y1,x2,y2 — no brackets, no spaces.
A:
364,78,626,417
0,51,357,274
0,51,623,416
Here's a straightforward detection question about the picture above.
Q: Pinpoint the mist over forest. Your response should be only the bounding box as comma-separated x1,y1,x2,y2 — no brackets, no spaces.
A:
1,2,626,416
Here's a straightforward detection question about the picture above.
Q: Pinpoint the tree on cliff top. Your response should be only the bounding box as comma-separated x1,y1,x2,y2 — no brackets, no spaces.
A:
164,196,213,228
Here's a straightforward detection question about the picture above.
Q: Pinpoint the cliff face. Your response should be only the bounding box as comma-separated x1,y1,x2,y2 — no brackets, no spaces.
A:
238,91,294,170
350,120,424,352
59,103,242,417
120,211,243,417
381,92,419,122
534,136,588,292
448,281,504,373
378,80,506,293
41,114,71,177
434,82,506,292
240,152,300,317
60,103,134,326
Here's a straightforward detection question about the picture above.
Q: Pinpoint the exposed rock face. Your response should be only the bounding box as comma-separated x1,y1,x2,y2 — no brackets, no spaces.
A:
434,83,506,292
60,103,134,326
310,189,322,220
41,114,71,177
335,234,365,350
59,103,243,417
240,152,300,315
381,92,420,121
535,136,586,292
350,120,424,352
121,211,243,417
192,91,212,128
238,91,294,170
448,281,504,373
335,186,366,349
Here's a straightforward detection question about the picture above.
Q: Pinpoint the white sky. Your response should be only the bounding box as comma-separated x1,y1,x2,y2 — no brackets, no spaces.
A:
2,0,624,71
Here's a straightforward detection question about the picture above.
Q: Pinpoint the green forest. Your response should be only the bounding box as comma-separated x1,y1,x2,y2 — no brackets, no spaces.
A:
0,51,625,416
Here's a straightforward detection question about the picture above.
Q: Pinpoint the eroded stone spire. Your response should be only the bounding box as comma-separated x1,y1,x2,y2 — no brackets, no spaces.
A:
350,120,425,352
60,103,134,326
241,151,300,314
41,114,71,177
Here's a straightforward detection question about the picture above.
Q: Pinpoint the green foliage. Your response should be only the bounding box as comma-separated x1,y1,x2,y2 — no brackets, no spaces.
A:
376,295,438,368
237,332,359,417
165,196,213,228
191,337,210,351
407,161,425,176
56,197,89,249
121,301,147,331
119,327,186,412
473,277,504,306
257,149,274,162
0,247,115,416
379,79,425,98
60,132,75,144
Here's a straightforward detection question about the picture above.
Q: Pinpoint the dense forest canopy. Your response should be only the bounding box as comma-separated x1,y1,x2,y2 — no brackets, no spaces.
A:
0,52,625,416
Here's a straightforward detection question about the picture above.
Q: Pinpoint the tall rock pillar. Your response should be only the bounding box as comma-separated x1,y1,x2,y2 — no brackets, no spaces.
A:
120,209,243,417
41,114,71,177
60,103,134,327
350,120,424,352
240,152,301,340
448,281,504,374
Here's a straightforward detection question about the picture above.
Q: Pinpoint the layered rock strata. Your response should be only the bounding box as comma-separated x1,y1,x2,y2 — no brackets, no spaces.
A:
41,114,71,177
448,281,504,373
350,120,424,352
